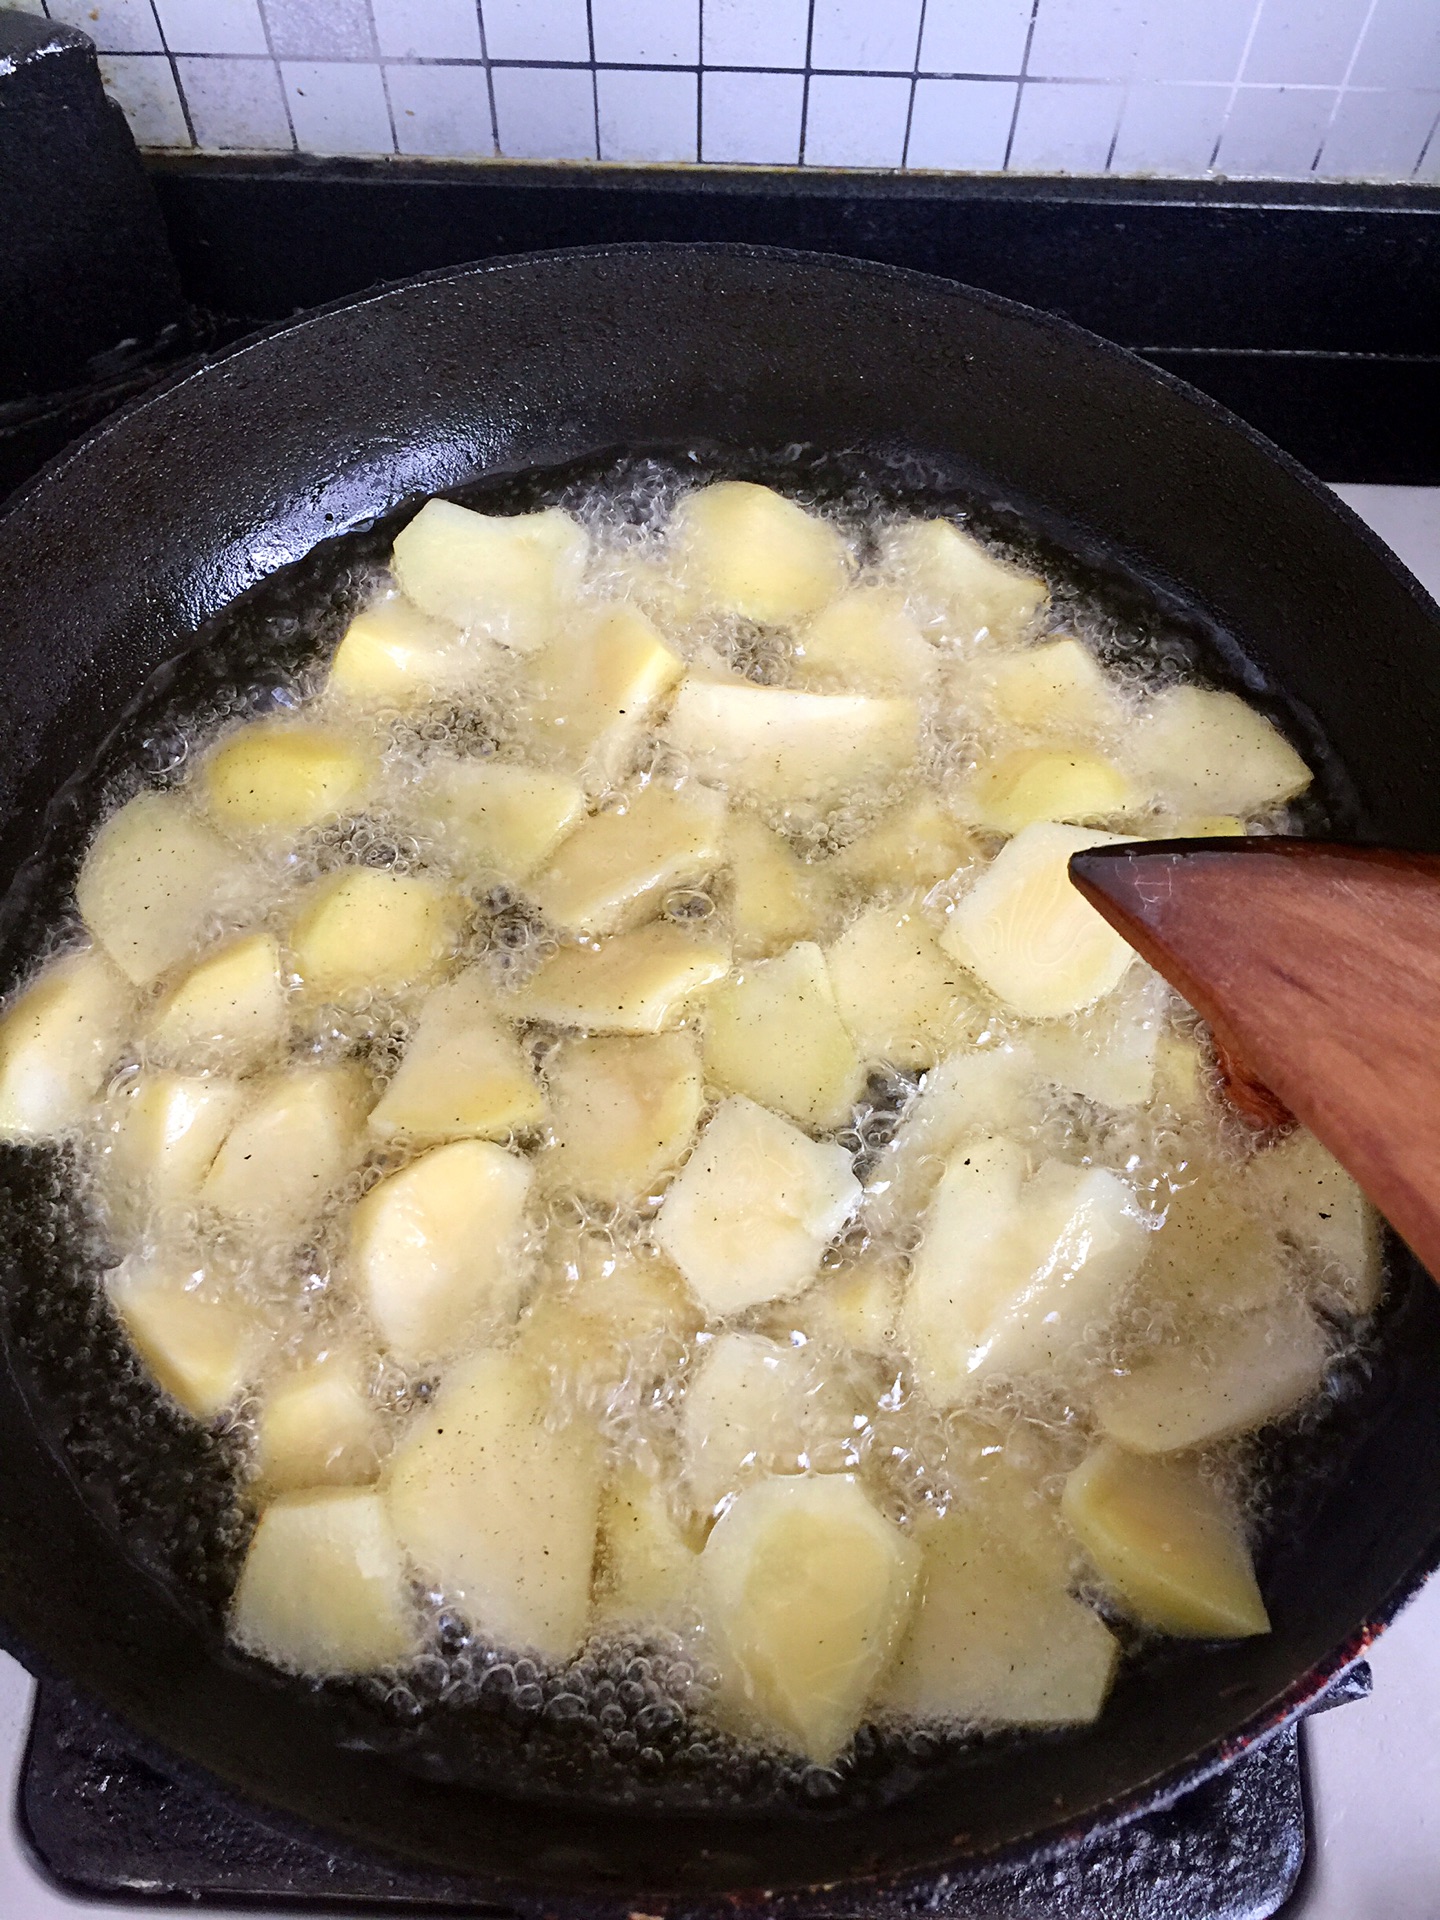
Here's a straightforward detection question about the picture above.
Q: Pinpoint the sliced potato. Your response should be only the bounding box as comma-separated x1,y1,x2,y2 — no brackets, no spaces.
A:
1095,1296,1328,1454
103,1070,248,1230
408,757,586,881
724,812,835,957
1243,1129,1382,1312
1127,687,1311,816
1141,1175,1291,1318
289,867,463,1003
704,940,864,1132
253,1343,382,1492
941,822,1138,1020
230,1487,417,1674
514,1232,699,1410
368,971,543,1144
958,747,1143,835
391,500,586,651
76,790,253,987
510,922,730,1032
350,1138,532,1368
199,719,375,841
863,1043,1038,1233
830,795,977,894
107,1250,269,1419
793,589,934,696
654,1095,860,1318
1168,813,1248,839
682,1329,854,1517
903,1137,1147,1399
800,1253,903,1357
594,1461,698,1627
673,482,848,625
1026,970,1168,1109
146,931,286,1071
202,1064,371,1238
954,636,1125,736
327,591,502,707
665,679,919,817
529,783,726,937
886,519,1046,645
540,1030,703,1203
0,948,133,1139
517,603,684,789
1061,1443,1270,1638
827,897,983,1070
386,1347,602,1661
701,1473,918,1764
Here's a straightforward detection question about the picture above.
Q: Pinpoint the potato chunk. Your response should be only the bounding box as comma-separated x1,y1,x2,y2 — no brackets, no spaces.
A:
886,519,1046,646
391,499,586,651
701,1474,918,1764
540,1030,702,1202
529,783,726,936
386,1347,602,1661
253,1344,382,1492
664,680,919,815
954,636,1126,736
594,1462,698,1627
409,757,585,881
1062,1444,1270,1638
368,972,543,1144
724,812,835,957
327,592,502,707
517,604,684,789
0,948,132,1139
103,1071,247,1231
146,932,286,1071
655,1095,860,1317
704,941,864,1132
1095,1297,1328,1454
199,720,375,841
959,747,1142,835
1127,687,1311,816
1244,1129,1381,1312
231,1488,417,1675
511,922,730,1032
1141,1175,1290,1318
673,482,848,625
800,1253,903,1357
831,795,977,894
289,868,463,1003
514,1232,699,1410
941,822,1137,1019
827,897,982,1070
1026,971,1167,1109
682,1330,853,1517
863,1042,1038,1234
350,1139,531,1367
202,1064,370,1238
108,1251,269,1419
76,791,253,987
793,589,934,696
903,1138,1147,1399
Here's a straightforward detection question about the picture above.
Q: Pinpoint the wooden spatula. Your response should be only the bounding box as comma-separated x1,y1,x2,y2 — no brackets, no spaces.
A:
1068,840,1440,1279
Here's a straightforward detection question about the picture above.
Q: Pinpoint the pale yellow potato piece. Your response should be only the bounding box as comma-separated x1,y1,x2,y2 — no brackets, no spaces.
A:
288,867,464,1003
529,783,726,937
391,499,586,651
959,748,1143,835
725,812,835,957
1127,687,1311,816
801,1253,903,1357
594,1462,698,1627
386,1347,602,1661
368,971,543,1144
1061,1444,1270,1638
199,720,375,840
704,940,864,1132
1026,971,1168,1109
76,790,253,987
107,1251,269,1419
954,637,1126,736
518,604,684,789
941,822,1138,1020
350,1138,531,1367
1153,1028,1209,1113
514,1231,699,1409
793,589,934,695
1244,1129,1382,1312
202,1064,371,1238
903,1137,1147,1400
884,1507,1116,1726
408,757,585,880
863,1043,1039,1234
327,592,503,707
701,1473,919,1765
511,922,730,1033
654,1095,860,1318
673,482,848,625
664,679,919,815
0,948,133,1139
230,1488,417,1674
681,1330,853,1517
831,795,978,895
887,519,1046,646
253,1345,382,1492
540,1030,703,1202
1095,1296,1328,1455
1142,1176,1291,1318
1167,813,1248,839
146,932,286,1071
827,897,982,1070
104,1071,247,1229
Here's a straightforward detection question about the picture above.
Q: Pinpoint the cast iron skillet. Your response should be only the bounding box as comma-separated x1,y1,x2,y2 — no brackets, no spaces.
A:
1,244,1439,1910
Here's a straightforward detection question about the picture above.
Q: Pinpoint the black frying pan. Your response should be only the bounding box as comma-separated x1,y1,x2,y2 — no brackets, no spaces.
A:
2,244,1440,1910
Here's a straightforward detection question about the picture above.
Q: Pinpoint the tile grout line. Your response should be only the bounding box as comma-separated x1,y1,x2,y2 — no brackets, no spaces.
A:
475,1,501,160
1414,102,1440,179
584,0,599,163
365,0,401,155
144,0,196,146
1002,0,1042,172
900,0,928,171
797,0,816,166
1104,84,1127,173
256,0,299,154
1208,0,1268,172
1310,0,1379,176
695,0,704,164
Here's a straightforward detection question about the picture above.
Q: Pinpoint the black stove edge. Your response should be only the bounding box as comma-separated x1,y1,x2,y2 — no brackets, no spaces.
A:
141,157,1440,486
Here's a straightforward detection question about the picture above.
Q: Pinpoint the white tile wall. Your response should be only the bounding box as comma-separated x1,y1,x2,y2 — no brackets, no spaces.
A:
7,0,1440,179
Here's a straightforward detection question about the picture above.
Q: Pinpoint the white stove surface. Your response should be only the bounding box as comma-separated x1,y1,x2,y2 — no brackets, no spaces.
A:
0,484,1437,1918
